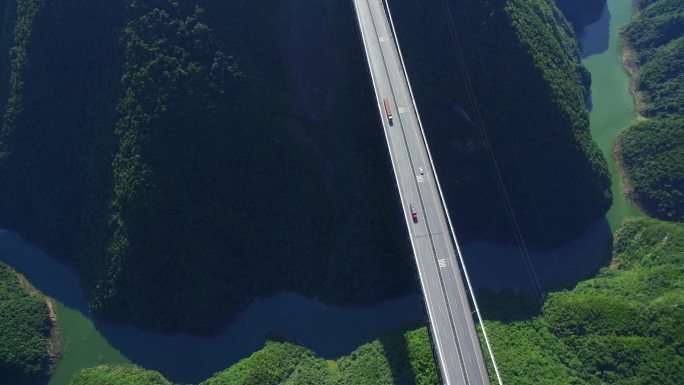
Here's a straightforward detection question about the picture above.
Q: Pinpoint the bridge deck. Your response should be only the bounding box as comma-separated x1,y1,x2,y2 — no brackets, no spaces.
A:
351,1,493,384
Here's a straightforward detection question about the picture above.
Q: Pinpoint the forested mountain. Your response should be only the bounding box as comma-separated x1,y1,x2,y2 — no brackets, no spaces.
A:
618,0,683,220
391,0,612,246
0,0,610,334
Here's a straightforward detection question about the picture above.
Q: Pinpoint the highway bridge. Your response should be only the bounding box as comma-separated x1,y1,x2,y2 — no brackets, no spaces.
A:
351,1,502,384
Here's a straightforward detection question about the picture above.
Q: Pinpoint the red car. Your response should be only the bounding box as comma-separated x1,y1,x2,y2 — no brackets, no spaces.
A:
410,204,418,222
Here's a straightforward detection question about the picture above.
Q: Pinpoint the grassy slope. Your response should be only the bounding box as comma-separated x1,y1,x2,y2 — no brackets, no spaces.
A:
69,328,439,385
618,0,684,220
0,263,51,385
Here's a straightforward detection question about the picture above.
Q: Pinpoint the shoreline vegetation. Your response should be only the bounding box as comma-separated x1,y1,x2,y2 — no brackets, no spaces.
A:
45,299,61,378
615,0,684,221
0,263,57,385
621,38,648,121
613,23,645,216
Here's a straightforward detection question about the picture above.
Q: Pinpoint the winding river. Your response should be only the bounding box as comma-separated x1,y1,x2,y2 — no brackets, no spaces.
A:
0,0,640,384
0,230,424,384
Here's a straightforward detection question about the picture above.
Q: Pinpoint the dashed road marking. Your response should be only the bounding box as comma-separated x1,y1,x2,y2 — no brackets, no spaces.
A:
417,175,425,183
438,259,447,268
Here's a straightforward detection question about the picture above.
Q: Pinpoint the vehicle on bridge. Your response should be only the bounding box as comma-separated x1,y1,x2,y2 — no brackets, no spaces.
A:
410,204,418,222
383,97,393,125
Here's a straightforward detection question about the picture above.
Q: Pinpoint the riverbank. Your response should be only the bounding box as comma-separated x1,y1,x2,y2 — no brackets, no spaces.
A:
45,299,62,377
15,271,62,377
614,29,649,213
611,0,684,221
620,40,647,121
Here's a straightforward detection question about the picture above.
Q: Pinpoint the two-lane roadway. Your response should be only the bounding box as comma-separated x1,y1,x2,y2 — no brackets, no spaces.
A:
352,1,494,384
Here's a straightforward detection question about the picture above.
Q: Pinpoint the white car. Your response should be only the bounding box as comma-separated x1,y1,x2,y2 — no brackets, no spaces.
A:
419,167,425,175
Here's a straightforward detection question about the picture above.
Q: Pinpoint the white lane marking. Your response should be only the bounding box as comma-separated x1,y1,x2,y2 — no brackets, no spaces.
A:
417,175,424,183
398,106,407,113
438,259,447,268
379,36,389,42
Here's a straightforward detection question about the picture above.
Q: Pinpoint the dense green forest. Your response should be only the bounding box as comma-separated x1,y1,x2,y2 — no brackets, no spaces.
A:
390,0,611,246
618,0,684,220
69,328,438,385
0,263,52,385
555,0,606,32
485,218,684,384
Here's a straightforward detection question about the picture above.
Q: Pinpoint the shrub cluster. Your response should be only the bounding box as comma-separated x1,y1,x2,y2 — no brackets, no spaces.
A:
0,263,51,385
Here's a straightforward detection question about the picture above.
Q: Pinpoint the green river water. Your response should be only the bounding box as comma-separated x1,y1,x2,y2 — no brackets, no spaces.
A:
582,0,643,228
1,0,642,384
